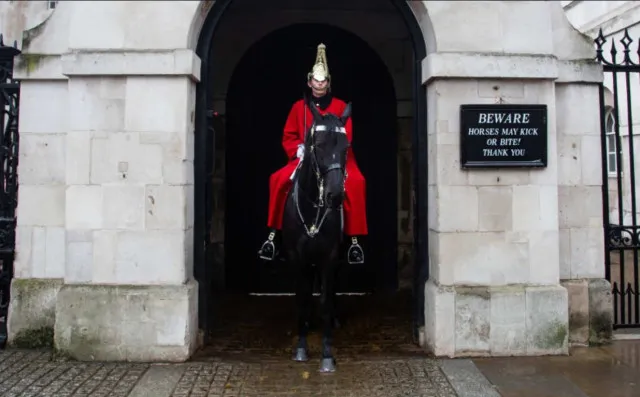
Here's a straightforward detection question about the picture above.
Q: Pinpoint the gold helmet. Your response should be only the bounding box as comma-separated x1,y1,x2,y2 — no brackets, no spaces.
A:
307,43,330,82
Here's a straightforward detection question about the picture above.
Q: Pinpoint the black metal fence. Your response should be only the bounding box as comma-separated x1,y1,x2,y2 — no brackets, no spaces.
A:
0,35,21,348
596,28,640,329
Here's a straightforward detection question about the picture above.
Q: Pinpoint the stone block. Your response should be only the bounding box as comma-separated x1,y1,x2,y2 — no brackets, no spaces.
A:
436,185,478,232
65,230,94,283
66,185,103,230
558,228,571,279
556,134,582,186
114,230,187,285
68,77,126,132
146,185,187,230
468,170,530,186
124,76,190,134
424,280,455,357
562,279,589,345
477,186,513,232
454,287,490,355
423,282,569,357
8,278,63,347
435,144,467,186
580,135,602,186
555,84,600,136
489,286,526,355
569,227,604,279
477,80,525,99
54,281,198,362
588,278,612,345
18,81,68,134
90,132,163,184
525,285,569,355
528,230,560,285
92,230,117,283
66,131,92,185
18,133,66,186
103,185,146,230
560,278,612,346
16,185,65,227
512,185,558,232
558,186,602,229
437,232,529,285
14,225,66,280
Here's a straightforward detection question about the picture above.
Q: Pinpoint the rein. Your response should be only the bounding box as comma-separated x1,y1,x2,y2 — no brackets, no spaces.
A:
292,99,345,238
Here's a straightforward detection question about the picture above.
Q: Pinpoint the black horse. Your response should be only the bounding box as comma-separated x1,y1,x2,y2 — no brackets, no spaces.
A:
281,96,352,373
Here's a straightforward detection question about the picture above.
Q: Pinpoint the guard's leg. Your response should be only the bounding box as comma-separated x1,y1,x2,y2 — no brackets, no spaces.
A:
343,167,367,265
258,229,279,261
347,236,364,264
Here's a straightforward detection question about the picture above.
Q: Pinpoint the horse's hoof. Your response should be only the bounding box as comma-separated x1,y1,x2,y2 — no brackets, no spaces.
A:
318,357,336,373
293,348,309,362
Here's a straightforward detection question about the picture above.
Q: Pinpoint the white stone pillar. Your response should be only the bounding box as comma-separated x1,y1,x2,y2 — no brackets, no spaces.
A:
422,53,571,357
8,57,68,346
556,75,613,346
53,50,199,361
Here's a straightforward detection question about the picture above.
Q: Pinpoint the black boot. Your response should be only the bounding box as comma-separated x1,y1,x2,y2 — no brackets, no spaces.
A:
347,236,364,264
258,229,279,261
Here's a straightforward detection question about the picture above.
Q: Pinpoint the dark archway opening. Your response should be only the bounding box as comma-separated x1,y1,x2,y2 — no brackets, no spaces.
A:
194,0,428,348
224,23,397,294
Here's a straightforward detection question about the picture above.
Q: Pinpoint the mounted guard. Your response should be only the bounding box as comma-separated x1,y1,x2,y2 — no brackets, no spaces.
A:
257,43,368,265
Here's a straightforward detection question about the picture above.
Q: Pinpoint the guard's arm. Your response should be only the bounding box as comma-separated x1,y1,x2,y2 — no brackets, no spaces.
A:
282,103,303,159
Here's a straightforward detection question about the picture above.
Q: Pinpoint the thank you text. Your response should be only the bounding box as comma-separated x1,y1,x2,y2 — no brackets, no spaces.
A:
460,104,547,168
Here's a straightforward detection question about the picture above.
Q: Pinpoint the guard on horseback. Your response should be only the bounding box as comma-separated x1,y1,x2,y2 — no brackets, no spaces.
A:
258,43,368,265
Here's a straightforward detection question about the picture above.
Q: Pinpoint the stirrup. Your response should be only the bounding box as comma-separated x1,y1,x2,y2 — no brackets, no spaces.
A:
347,237,364,265
258,231,277,261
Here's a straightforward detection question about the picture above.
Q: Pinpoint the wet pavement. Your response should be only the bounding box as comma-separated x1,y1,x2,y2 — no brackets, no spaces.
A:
0,292,639,396
473,340,640,397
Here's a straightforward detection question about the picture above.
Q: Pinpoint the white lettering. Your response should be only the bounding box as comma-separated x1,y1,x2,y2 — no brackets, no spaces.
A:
519,128,538,136
482,148,509,156
510,148,526,156
478,112,533,124
501,127,518,136
486,138,498,146
499,138,521,146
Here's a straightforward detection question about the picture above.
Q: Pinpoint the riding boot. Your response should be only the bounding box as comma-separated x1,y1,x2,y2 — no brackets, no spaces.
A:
347,236,364,264
258,229,279,261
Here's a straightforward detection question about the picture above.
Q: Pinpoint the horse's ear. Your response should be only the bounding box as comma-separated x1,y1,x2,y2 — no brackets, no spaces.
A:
341,102,352,124
308,100,322,120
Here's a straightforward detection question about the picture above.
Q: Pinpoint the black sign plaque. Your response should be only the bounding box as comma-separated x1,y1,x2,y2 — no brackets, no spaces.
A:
460,104,547,168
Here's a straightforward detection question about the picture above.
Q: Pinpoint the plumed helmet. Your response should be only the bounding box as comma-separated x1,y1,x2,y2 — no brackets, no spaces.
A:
307,43,330,82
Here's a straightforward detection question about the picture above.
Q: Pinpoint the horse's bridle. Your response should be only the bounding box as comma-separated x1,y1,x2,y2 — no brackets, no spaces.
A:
293,122,348,238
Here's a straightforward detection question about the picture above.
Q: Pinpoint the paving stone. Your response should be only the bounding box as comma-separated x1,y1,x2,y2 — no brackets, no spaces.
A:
0,350,459,397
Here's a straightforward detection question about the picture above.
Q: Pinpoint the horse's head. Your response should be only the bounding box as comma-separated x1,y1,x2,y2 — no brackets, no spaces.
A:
305,101,352,209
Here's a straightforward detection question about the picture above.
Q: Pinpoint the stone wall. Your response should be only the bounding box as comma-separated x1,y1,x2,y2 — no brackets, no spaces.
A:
5,0,614,361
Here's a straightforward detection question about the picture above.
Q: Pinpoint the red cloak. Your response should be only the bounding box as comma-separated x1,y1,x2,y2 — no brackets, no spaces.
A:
267,97,368,236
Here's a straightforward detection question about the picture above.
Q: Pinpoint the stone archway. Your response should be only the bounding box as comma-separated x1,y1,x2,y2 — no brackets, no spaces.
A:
192,0,430,344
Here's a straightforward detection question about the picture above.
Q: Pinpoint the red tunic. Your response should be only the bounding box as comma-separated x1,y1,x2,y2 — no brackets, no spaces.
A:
267,97,368,235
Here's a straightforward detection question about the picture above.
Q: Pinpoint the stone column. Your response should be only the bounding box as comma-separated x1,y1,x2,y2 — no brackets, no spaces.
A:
8,56,68,347
51,51,200,361
556,75,613,346
422,53,570,357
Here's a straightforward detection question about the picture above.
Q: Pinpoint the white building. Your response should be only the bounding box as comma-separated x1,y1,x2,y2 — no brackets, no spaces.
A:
563,0,640,327
0,0,614,361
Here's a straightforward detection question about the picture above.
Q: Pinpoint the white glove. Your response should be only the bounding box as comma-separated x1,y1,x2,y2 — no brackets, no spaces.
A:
296,144,304,159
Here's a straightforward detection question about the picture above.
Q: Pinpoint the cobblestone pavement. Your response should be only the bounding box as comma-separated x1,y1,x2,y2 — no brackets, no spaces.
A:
0,350,460,397
0,350,148,397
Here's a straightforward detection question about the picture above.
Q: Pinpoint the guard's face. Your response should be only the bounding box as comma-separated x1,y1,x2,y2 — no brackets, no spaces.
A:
308,78,328,96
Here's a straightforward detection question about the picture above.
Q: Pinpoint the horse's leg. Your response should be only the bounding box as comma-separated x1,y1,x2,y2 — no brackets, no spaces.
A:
319,259,338,372
293,260,313,362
